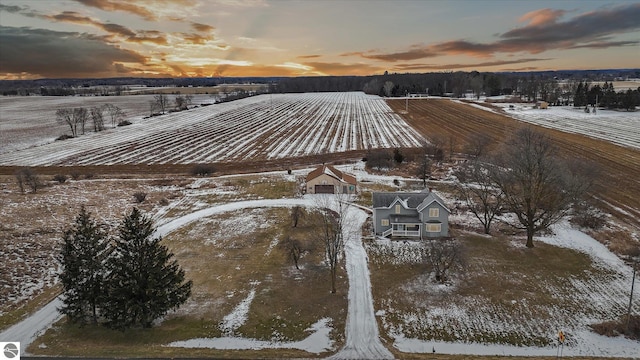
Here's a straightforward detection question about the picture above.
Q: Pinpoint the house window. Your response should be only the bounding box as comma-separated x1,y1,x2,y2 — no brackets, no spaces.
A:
381,219,389,226
429,208,439,217
426,223,441,233
395,204,401,214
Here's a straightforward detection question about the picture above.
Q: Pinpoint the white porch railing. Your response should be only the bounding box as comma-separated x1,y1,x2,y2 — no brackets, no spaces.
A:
391,230,421,237
381,228,421,237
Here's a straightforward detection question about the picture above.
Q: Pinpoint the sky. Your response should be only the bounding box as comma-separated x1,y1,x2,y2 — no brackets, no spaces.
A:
0,0,639,79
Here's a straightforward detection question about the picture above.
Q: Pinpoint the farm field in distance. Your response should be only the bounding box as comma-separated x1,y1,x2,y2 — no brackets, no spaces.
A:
388,98,640,253
1,92,638,358
0,92,423,166
0,94,216,154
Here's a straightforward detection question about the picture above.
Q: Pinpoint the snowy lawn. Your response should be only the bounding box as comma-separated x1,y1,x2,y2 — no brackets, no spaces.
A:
366,226,639,358
25,202,349,357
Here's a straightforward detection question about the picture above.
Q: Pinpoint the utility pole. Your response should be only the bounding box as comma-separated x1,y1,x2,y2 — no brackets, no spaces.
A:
405,93,408,113
627,260,637,333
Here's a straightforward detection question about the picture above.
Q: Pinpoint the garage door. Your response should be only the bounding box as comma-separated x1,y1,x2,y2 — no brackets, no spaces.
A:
314,185,335,194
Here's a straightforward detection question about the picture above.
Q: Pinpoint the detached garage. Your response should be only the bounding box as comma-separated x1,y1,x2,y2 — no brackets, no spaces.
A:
314,184,335,194
305,165,357,194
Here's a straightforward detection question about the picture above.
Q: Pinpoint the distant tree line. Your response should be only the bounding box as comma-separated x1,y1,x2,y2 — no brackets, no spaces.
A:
2,70,638,110
573,81,639,110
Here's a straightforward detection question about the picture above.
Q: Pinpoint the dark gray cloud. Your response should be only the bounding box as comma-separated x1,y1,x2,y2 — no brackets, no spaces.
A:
348,3,640,61
391,58,550,71
0,26,147,78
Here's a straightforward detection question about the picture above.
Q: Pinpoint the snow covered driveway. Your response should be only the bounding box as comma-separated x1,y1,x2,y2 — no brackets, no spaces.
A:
0,297,62,354
3,196,392,358
330,206,394,359
160,197,393,358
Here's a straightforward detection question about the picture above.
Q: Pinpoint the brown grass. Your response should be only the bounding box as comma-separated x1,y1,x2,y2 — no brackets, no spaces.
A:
29,206,348,357
367,233,599,347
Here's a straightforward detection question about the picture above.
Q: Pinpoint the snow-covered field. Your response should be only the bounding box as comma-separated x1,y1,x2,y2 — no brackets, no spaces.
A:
0,92,423,166
0,94,215,154
493,103,640,150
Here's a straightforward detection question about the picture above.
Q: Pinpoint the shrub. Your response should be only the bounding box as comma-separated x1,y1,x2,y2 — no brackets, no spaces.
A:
84,173,95,180
70,172,81,180
53,174,68,183
15,167,41,193
591,315,640,341
393,148,404,164
159,198,170,206
191,164,216,177
571,202,607,230
56,134,74,141
133,192,147,203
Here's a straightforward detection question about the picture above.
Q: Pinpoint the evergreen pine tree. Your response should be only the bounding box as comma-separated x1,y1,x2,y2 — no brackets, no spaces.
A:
102,208,192,329
59,206,109,325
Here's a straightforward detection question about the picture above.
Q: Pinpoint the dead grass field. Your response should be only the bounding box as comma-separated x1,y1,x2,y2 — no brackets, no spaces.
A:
29,205,348,357
387,99,640,255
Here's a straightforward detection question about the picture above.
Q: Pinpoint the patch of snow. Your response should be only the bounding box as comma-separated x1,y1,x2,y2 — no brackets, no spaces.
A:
220,287,257,336
167,317,334,354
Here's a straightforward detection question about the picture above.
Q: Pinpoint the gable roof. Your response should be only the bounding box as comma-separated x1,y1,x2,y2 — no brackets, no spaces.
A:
373,190,450,212
306,165,357,185
373,191,429,209
416,192,451,213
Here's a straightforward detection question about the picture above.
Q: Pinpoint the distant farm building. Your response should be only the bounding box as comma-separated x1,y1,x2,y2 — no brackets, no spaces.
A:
305,165,357,194
534,101,549,109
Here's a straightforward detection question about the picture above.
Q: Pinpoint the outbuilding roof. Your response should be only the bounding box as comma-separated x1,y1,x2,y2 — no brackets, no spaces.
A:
305,165,357,185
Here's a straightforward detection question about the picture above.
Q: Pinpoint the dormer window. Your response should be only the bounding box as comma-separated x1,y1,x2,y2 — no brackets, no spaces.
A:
395,204,401,214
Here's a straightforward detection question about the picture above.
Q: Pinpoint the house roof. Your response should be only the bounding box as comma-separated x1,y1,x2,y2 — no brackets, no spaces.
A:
373,190,450,212
305,165,357,185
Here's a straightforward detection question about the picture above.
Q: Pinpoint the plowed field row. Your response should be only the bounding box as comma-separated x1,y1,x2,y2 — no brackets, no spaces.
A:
387,99,640,229
0,92,423,166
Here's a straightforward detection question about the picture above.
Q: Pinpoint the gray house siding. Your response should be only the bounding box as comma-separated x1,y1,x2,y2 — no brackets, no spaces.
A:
372,191,450,238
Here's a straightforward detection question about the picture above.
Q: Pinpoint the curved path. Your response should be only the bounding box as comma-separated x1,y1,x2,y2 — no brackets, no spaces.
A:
1,197,392,359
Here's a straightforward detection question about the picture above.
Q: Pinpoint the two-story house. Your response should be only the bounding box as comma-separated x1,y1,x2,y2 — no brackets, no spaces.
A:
372,189,450,239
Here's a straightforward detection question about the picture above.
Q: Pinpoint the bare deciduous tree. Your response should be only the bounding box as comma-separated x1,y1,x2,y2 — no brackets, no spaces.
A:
75,107,88,135
154,94,169,114
465,133,492,158
491,127,590,247
291,206,304,228
174,95,187,110
103,104,124,127
313,195,351,294
282,236,303,270
149,100,159,116
454,159,504,234
416,141,432,187
56,108,87,137
90,106,105,132
365,148,393,170
421,240,466,284
15,167,41,194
